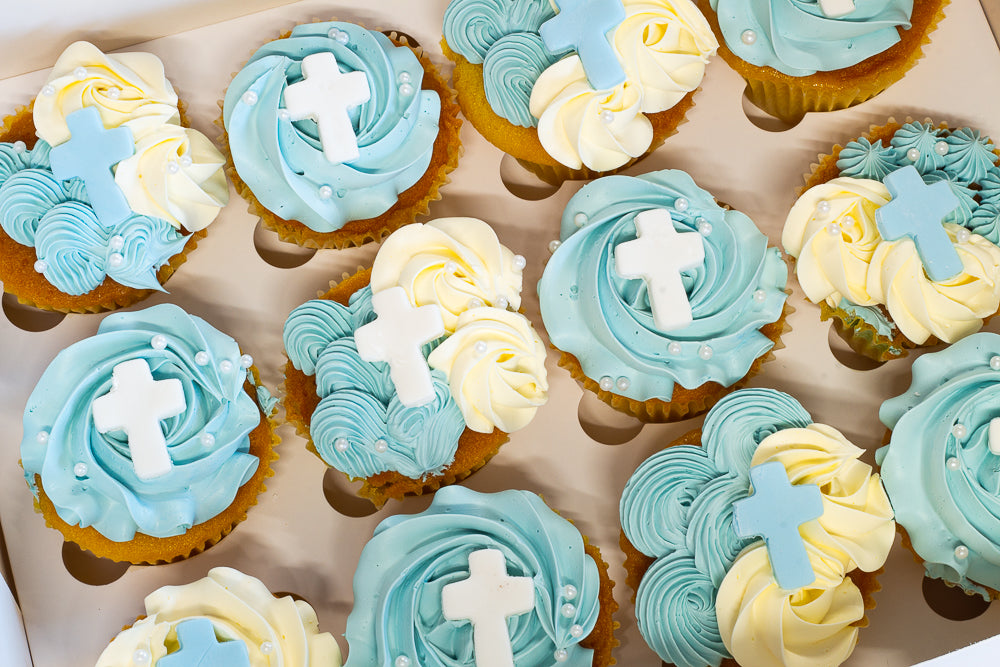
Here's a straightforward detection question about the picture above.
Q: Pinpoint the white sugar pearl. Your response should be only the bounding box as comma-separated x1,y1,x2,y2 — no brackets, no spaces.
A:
668,342,682,355
753,289,767,304
334,437,349,452
151,334,168,350
574,212,588,227
110,235,125,251
956,228,971,244
495,295,509,309
560,603,576,618
474,341,488,356
73,462,88,478
698,345,713,360
108,253,124,268
106,87,121,100
260,641,275,655
319,185,334,199
36,431,49,444
563,584,578,600
697,219,712,236
242,91,258,106
179,154,193,168
570,624,584,638
395,657,411,667
674,197,689,213
991,355,1000,371
468,298,484,309
399,82,414,96
952,424,968,439
512,255,526,270
398,72,412,84
548,239,562,253
41,84,55,96
166,160,180,175
816,200,831,216
278,109,291,121
200,433,216,447
34,259,47,273
195,351,210,366
955,545,969,560
334,31,349,45
600,110,614,124
554,649,569,662
240,354,254,369
826,223,841,236
616,377,630,391
947,457,961,471
741,30,757,45
328,28,341,40
445,260,459,274
374,438,388,453
132,649,151,665
906,147,920,162
219,360,234,374
12,141,25,153
599,376,614,391
935,141,949,156
73,66,87,80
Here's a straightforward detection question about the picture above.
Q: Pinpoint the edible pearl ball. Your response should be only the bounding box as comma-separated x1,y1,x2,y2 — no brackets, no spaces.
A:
563,584,578,600
697,219,712,236
74,67,87,80
990,355,1000,371
73,462,88,478
151,335,168,350
319,185,334,200
495,295,509,309
698,345,713,360
108,253,124,268
395,657,411,667
935,141,949,156
600,110,614,124
334,437,349,452
374,438,389,453
474,341,488,356
334,30,350,45
242,91,258,106
512,255,526,270
12,141,25,153
34,259,47,273
110,235,125,251
816,200,831,216
599,376,614,391
741,30,757,45
574,213,588,227
219,360,234,374
468,298,484,309
278,109,290,121
947,457,961,471
616,376,631,391
668,342,682,355
955,545,969,560
132,649,151,665
180,155,193,168
570,624,584,638
554,649,569,662
398,72,412,84
327,28,341,40
200,433,216,447
399,83,414,96
41,84,55,96
260,641,275,655
548,239,562,253
166,160,180,174
952,424,968,439
906,147,920,162
195,351,210,366
240,354,254,369
560,603,576,618
753,289,767,304
36,431,49,444
106,87,121,100
674,197,689,213
956,228,971,244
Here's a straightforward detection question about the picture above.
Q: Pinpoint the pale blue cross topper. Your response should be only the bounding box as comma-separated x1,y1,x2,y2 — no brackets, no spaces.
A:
874,165,962,282
49,106,135,226
733,461,824,590
157,618,251,667
539,0,627,91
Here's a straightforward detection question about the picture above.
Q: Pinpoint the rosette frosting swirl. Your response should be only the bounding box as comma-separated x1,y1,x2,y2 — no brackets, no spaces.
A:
539,170,788,401
709,0,913,77
344,487,601,667
879,333,1000,597
95,567,342,667
223,22,441,232
20,305,262,542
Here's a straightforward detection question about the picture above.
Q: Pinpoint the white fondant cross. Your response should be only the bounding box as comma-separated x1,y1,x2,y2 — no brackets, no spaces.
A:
441,549,535,667
91,359,185,481
614,208,705,332
355,286,445,408
989,418,1000,456
283,51,371,164
818,0,855,18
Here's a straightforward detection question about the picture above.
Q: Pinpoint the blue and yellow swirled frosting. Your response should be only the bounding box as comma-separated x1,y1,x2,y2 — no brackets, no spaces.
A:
538,170,787,402
344,486,602,667
284,217,548,481
878,333,1000,599
223,22,441,233
621,388,895,667
709,0,913,76
21,304,263,542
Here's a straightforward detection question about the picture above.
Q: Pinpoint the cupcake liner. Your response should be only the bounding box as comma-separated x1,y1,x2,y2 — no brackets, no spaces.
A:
219,24,463,250
0,102,206,314
442,39,697,185
698,0,949,122
560,301,792,423
281,267,511,509
29,370,279,565
581,539,620,667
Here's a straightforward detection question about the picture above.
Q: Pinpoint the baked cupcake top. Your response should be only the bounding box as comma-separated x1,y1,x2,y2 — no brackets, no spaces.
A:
878,333,1000,599
708,0,913,76
94,567,342,666
783,121,1000,348
0,42,227,296
345,486,602,667
621,388,895,667
21,304,269,542
283,217,547,480
538,169,787,402
223,21,441,233
443,0,717,171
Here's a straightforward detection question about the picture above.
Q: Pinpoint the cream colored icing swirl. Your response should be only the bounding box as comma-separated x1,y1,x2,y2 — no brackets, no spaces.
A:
751,424,895,573
94,567,342,666
428,307,548,433
716,545,863,667
370,217,524,332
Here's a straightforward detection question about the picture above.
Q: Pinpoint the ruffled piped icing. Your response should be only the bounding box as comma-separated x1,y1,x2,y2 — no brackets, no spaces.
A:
878,333,1000,598
621,388,894,667
20,305,262,542
784,123,1000,345
284,218,546,480
709,0,912,77
223,22,440,233
95,567,342,666
344,486,601,667
538,170,788,402
445,0,717,170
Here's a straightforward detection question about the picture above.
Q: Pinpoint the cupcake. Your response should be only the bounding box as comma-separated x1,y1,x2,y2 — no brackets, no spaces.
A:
620,388,895,667
0,42,228,313
442,0,717,184
783,120,1000,362
20,304,278,564
282,217,548,507
697,0,948,122
95,567,342,665
538,169,789,422
222,20,462,249
344,486,617,666
878,333,1000,600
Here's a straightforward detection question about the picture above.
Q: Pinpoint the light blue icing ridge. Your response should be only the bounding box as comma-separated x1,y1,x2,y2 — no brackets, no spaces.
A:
980,167,1000,206
223,22,440,233
0,140,187,296
836,137,900,181
344,486,601,667
970,203,1000,245
891,121,946,174
483,32,560,128
538,169,788,402
943,127,998,184
20,304,262,542
836,298,899,340
709,0,912,77
923,171,976,226
878,333,1000,599
283,286,466,480
443,0,557,64
619,388,810,667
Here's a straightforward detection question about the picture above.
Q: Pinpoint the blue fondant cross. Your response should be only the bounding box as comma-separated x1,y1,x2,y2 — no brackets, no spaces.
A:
539,0,627,90
874,165,962,282
733,461,824,590
49,106,134,226
157,618,251,667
